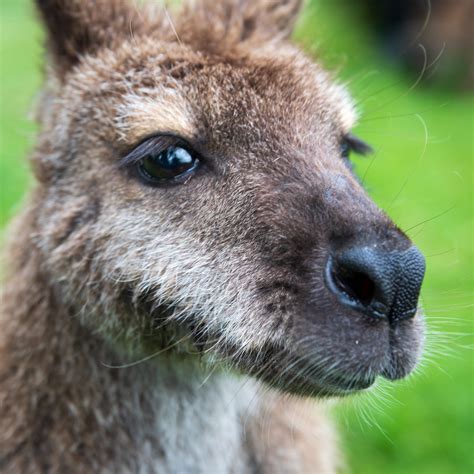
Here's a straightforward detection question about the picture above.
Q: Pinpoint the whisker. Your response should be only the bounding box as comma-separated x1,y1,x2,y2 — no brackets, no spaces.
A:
163,5,182,46
387,113,429,210
404,0,432,53
404,205,456,233
101,334,190,369
363,43,428,120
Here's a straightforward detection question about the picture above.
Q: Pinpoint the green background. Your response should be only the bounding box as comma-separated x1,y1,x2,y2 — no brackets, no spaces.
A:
1,1,472,472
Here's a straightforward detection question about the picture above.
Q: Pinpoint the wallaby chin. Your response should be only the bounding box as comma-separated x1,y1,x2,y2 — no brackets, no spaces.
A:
1,0,425,472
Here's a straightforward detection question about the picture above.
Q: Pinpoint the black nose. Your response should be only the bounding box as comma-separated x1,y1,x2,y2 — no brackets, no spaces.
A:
325,245,425,323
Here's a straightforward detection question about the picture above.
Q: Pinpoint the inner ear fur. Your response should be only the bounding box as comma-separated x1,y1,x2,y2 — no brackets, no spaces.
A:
35,0,303,77
34,0,166,76
176,0,303,49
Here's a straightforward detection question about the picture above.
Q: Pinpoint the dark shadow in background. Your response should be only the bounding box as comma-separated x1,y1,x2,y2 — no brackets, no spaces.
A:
355,0,473,90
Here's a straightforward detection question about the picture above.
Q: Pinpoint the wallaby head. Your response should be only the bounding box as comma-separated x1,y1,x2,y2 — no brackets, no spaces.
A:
31,0,425,397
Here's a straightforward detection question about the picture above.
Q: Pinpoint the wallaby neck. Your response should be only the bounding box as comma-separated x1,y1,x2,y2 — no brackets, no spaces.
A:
1,208,259,473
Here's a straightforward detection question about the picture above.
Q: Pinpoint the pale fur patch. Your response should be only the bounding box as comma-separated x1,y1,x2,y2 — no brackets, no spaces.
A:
312,68,358,131
133,363,260,474
50,202,279,362
115,87,195,144
98,215,272,354
330,82,359,131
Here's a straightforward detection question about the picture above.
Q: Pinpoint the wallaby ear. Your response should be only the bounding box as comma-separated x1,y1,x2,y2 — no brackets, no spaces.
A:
245,0,303,41
177,0,303,48
35,0,150,76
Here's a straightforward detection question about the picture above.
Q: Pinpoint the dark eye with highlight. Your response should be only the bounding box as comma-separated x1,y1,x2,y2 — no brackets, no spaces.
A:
340,133,373,160
122,136,200,185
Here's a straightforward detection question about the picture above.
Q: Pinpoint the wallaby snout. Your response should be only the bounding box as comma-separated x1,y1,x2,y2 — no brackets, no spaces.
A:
221,149,426,394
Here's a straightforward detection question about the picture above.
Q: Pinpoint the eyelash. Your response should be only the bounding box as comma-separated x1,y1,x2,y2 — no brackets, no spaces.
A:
341,134,373,158
120,135,190,168
119,135,204,186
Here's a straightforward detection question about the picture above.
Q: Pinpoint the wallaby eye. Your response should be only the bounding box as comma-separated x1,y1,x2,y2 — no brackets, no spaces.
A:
139,146,198,183
121,136,200,185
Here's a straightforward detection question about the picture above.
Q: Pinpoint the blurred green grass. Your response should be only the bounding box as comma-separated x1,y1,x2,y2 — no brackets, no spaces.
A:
1,1,473,473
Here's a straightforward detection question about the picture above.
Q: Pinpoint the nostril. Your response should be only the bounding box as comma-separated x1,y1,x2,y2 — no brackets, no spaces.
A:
325,255,383,318
331,265,375,307
325,245,425,323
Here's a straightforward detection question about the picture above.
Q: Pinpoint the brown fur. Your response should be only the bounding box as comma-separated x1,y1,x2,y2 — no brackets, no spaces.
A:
1,1,424,472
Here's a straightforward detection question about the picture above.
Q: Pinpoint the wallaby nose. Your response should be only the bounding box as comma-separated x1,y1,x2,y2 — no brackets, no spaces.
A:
325,245,425,323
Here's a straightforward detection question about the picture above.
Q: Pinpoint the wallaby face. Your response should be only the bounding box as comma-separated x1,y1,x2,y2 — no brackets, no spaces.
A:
32,0,425,398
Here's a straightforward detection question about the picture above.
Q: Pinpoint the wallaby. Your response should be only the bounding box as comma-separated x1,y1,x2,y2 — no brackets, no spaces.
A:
0,1,426,472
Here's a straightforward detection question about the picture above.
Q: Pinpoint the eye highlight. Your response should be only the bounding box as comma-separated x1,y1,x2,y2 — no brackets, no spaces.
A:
140,146,197,182
121,136,200,185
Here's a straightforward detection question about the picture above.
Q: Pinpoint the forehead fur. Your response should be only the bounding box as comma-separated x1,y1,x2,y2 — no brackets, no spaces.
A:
68,38,358,152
